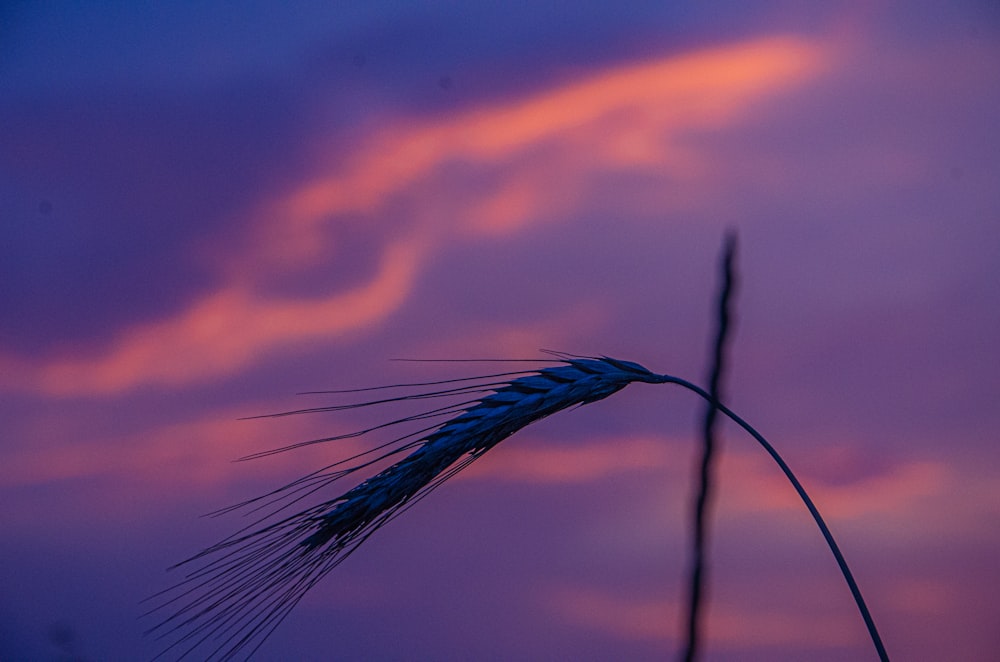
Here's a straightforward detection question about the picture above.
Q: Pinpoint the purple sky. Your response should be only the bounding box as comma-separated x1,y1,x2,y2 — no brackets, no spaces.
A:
2,2,999,660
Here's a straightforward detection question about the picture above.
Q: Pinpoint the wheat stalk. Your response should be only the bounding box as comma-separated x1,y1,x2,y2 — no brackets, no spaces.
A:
146,352,887,661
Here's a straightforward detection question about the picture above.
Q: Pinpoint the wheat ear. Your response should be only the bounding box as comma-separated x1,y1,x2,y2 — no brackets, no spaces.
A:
146,352,886,661
145,354,669,660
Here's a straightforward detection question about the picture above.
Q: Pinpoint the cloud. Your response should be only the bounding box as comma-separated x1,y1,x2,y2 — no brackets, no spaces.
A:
1,238,425,395
274,35,823,242
461,435,675,484
546,585,857,648
0,36,825,396
716,446,953,524
0,404,340,492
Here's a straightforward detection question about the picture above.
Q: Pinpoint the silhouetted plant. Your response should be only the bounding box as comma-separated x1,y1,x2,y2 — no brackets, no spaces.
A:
682,231,737,662
147,237,888,661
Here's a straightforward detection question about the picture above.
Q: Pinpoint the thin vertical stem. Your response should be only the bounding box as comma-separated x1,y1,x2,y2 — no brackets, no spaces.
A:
682,231,737,662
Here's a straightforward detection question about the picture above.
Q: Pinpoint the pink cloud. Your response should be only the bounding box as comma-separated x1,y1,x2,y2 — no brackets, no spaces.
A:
461,434,676,484
275,36,824,240
0,238,424,395
0,403,362,495
546,584,858,648
715,446,953,522
0,36,826,398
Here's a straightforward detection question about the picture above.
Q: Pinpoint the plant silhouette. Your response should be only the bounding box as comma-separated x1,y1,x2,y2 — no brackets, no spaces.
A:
147,236,888,661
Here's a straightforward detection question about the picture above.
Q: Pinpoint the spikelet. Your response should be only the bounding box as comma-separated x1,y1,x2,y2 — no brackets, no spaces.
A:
146,354,669,661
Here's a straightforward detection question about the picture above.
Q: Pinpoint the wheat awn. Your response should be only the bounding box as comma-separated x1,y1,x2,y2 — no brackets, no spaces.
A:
146,351,887,661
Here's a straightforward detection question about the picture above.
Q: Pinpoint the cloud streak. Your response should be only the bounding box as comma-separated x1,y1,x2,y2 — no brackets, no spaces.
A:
547,585,857,648
1,238,425,395
0,36,825,397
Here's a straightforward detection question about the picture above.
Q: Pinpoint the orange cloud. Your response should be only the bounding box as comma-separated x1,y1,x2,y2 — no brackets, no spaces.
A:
0,404,350,492
1,238,424,395
461,435,675,484
1,36,826,396
274,35,824,243
546,585,857,648
715,446,952,523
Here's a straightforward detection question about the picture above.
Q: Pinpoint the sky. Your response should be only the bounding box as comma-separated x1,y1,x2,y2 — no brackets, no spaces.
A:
1,1,999,660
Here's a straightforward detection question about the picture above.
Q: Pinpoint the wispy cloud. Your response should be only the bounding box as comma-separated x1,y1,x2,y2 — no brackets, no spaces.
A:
546,585,858,647
274,36,823,240
461,435,675,483
1,239,424,395
716,447,953,523
0,405,340,492
0,36,824,397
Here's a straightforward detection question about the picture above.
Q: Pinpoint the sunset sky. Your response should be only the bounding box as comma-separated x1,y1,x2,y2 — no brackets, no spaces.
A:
2,2,999,660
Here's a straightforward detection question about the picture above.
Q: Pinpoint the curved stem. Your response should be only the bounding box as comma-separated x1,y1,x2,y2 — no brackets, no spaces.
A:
655,374,890,662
